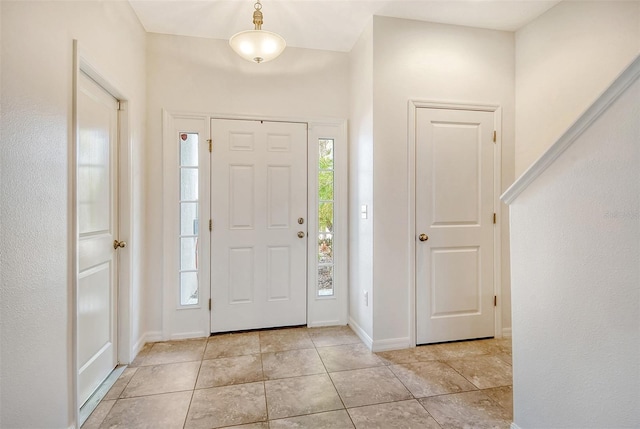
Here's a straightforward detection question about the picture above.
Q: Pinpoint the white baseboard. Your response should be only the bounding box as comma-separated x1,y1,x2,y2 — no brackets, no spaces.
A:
510,423,521,429
308,320,343,328
133,330,162,361
502,327,512,338
371,337,412,352
170,331,209,340
348,317,373,349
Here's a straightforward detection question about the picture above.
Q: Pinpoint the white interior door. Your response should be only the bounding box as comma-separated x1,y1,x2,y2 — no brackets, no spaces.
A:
210,119,307,332
416,108,495,344
77,72,119,405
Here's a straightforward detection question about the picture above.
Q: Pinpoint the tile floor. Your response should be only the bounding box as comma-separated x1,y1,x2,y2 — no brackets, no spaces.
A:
83,326,513,429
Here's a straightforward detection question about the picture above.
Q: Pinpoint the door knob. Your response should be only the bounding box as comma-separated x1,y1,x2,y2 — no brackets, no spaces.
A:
113,240,127,250
418,234,428,242
297,231,305,238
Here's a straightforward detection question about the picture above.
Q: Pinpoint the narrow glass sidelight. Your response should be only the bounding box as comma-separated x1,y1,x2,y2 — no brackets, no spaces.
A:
318,139,334,296
179,132,199,305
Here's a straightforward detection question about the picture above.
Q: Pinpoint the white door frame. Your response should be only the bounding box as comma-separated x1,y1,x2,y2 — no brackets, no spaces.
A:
71,40,134,424
162,111,348,339
407,100,503,346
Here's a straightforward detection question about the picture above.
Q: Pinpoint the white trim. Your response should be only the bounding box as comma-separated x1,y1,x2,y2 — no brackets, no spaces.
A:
408,100,503,346
133,331,163,359
349,317,373,350
170,331,209,340
371,337,413,353
72,40,135,427
308,121,349,327
162,112,210,340
308,320,343,328
510,423,522,429
163,111,347,338
502,327,512,338
502,54,640,204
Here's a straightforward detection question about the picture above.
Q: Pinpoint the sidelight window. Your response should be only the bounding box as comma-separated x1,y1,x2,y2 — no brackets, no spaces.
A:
318,139,334,297
179,132,199,305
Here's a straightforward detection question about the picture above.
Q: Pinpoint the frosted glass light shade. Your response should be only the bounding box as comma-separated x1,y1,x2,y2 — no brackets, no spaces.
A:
229,30,286,63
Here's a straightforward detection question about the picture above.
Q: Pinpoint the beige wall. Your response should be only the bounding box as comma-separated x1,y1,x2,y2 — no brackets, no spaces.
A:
508,61,640,428
348,20,375,341
515,0,640,176
0,1,146,427
369,16,515,346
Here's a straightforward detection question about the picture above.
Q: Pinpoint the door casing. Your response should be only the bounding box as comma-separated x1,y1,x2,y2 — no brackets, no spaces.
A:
72,40,134,425
161,111,348,339
407,100,503,347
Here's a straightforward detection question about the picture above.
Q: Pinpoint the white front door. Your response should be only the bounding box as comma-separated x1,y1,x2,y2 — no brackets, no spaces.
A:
210,119,308,332
416,108,495,344
77,72,119,405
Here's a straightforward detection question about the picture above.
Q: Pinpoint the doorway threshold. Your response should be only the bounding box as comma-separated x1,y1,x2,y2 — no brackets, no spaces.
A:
79,365,126,427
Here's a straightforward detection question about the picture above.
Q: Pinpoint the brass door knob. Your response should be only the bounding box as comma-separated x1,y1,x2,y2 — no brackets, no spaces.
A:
418,234,428,242
113,240,127,250
297,231,305,238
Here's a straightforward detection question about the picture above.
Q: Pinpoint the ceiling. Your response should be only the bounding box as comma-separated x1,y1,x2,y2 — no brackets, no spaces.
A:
129,0,561,52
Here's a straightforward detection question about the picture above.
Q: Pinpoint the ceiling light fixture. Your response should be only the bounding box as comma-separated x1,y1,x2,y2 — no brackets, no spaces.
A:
229,0,286,64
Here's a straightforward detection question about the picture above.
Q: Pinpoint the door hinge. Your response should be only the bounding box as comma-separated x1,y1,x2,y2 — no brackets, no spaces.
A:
493,213,497,224
493,130,497,143
207,139,212,152
209,298,212,311
209,219,212,231
494,296,497,307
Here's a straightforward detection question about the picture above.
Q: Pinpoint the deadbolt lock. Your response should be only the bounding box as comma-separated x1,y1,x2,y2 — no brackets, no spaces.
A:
298,217,304,224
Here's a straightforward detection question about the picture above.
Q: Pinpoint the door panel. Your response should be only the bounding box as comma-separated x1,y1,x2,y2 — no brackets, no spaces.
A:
416,108,494,344
211,119,307,332
77,72,118,405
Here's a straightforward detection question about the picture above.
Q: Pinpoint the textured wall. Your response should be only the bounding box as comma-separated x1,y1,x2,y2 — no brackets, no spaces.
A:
0,1,146,427
515,1,640,176
509,68,640,428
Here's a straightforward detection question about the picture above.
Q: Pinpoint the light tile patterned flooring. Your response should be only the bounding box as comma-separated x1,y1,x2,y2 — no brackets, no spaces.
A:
83,326,513,429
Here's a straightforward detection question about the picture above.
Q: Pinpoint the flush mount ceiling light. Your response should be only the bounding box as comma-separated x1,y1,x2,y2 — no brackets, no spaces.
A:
229,0,286,64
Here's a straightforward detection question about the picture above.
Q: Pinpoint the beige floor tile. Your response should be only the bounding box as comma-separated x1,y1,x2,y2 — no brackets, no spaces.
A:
100,391,192,429
219,424,269,429
260,328,315,353
496,353,512,365
121,361,199,398
376,345,444,365
420,391,511,429
348,399,441,429
317,343,384,372
309,326,362,348
433,340,492,360
104,368,138,400
445,355,512,389
205,332,261,359
262,348,326,379
329,366,412,408
269,410,355,428
389,361,477,398
81,399,115,429
142,338,206,366
483,385,513,417
196,354,263,388
185,382,267,429
265,373,344,419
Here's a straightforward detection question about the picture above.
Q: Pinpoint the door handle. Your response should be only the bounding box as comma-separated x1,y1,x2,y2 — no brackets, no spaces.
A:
418,234,428,242
297,231,305,238
113,240,127,250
